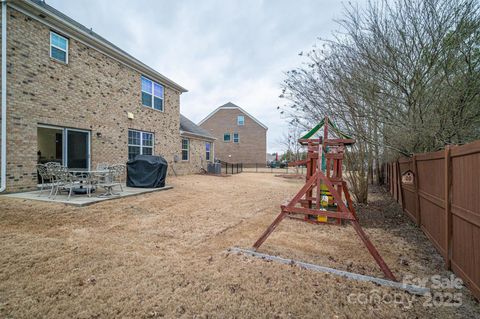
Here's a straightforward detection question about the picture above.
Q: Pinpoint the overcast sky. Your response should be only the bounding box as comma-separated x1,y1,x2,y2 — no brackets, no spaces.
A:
47,0,366,153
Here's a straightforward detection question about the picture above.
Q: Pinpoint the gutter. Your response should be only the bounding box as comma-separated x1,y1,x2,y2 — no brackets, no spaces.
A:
0,0,7,192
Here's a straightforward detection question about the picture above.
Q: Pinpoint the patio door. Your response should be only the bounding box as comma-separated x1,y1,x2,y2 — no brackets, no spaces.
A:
66,129,90,169
37,125,90,169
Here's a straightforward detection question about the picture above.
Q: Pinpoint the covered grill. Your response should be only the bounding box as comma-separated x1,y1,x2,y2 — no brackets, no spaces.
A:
126,155,168,188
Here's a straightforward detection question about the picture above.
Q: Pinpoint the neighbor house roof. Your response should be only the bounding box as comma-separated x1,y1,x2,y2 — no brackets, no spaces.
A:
12,0,187,93
180,114,215,140
198,102,268,130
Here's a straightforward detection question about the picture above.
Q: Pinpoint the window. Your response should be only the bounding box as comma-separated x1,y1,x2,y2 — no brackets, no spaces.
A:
237,115,245,126
182,138,189,161
233,133,239,143
141,76,164,111
206,142,211,161
50,31,68,63
224,133,231,142
128,129,154,160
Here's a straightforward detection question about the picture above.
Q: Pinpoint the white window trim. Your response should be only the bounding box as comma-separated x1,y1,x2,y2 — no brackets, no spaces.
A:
233,133,240,143
181,138,189,161
141,76,165,112
50,31,68,64
224,132,231,142
237,115,245,126
206,142,211,161
128,129,154,159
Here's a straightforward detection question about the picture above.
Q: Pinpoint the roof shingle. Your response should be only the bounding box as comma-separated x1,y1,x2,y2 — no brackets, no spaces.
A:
180,114,215,140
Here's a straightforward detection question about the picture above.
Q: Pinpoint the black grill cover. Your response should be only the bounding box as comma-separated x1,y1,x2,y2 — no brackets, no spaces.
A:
127,155,168,188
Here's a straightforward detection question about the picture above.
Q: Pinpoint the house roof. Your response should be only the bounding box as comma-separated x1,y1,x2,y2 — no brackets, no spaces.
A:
198,102,268,130
180,114,215,140
13,0,187,93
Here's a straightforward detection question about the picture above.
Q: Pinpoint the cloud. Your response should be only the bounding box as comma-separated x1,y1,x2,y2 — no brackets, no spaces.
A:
47,0,365,153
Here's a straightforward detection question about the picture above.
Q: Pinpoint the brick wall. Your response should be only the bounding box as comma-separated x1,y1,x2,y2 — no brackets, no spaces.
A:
0,6,203,192
174,136,212,175
199,108,266,164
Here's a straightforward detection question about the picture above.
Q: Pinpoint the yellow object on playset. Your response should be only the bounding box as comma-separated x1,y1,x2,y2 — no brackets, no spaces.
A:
320,184,333,205
317,184,332,222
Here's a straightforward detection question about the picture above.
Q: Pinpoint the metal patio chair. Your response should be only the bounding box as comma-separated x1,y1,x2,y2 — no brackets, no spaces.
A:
51,166,80,200
45,162,62,197
36,164,53,196
97,164,125,196
110,164,125,192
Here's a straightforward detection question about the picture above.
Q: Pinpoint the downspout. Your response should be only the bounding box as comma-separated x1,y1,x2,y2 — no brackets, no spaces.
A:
0,0,7,192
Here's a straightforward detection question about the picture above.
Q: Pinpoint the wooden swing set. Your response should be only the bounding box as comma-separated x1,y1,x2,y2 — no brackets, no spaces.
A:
252,116,396,281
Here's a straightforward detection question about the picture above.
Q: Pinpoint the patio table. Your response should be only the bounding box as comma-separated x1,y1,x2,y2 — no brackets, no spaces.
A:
67,169,109,195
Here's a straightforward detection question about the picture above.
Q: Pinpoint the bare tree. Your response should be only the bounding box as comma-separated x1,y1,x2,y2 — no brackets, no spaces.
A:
276,120,306,163
279,0,480,202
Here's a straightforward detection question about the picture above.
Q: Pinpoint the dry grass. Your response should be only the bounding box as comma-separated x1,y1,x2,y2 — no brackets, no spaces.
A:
0,173,478,318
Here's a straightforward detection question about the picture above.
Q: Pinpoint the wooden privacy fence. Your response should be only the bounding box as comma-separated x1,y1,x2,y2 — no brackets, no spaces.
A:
386,140,480,300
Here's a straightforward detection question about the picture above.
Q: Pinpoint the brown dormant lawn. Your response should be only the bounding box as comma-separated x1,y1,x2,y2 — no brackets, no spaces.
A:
0,174,478,318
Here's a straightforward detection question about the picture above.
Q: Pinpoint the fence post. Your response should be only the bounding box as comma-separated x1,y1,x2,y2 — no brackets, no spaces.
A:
444,145,452,270
413,155,421,227
395,161,403,208
256,163,258,173
392,162,396,196
389,163,393,195
386,163,390,190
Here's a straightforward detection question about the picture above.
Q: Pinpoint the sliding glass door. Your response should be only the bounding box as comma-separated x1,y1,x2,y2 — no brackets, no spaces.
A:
37,125,90,169
66,129,89,169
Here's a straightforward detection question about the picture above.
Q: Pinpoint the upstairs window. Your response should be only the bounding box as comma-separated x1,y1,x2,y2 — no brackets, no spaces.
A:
206,142,211,161
50,31,68,63
233,133,239,143
237,115,245,126
223,133,231,142
182,138,189,161
141,76,164,111
128,129,154,160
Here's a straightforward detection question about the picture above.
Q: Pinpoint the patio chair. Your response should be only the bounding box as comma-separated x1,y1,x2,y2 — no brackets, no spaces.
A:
110,164,126,192
45,162,62,197
51,167,80,200
85,163,110,196
36,164,52,196
97,164,125,196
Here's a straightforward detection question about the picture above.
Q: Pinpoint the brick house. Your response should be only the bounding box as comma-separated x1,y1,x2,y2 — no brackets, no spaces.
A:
0,0,214,192
199,102,267,164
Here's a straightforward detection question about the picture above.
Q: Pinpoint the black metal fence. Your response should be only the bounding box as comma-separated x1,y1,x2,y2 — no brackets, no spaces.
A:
216,161,306,175
242,163,306,174
219,161,243,174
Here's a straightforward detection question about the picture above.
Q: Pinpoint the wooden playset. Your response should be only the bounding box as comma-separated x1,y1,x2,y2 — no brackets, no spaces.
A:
252,117,396,281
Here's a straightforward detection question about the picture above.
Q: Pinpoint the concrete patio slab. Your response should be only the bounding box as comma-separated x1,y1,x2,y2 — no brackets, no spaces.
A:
2,184,173,207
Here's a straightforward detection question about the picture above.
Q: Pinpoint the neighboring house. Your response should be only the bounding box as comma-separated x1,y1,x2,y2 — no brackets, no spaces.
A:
199,102,267,164
0,0,213,192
